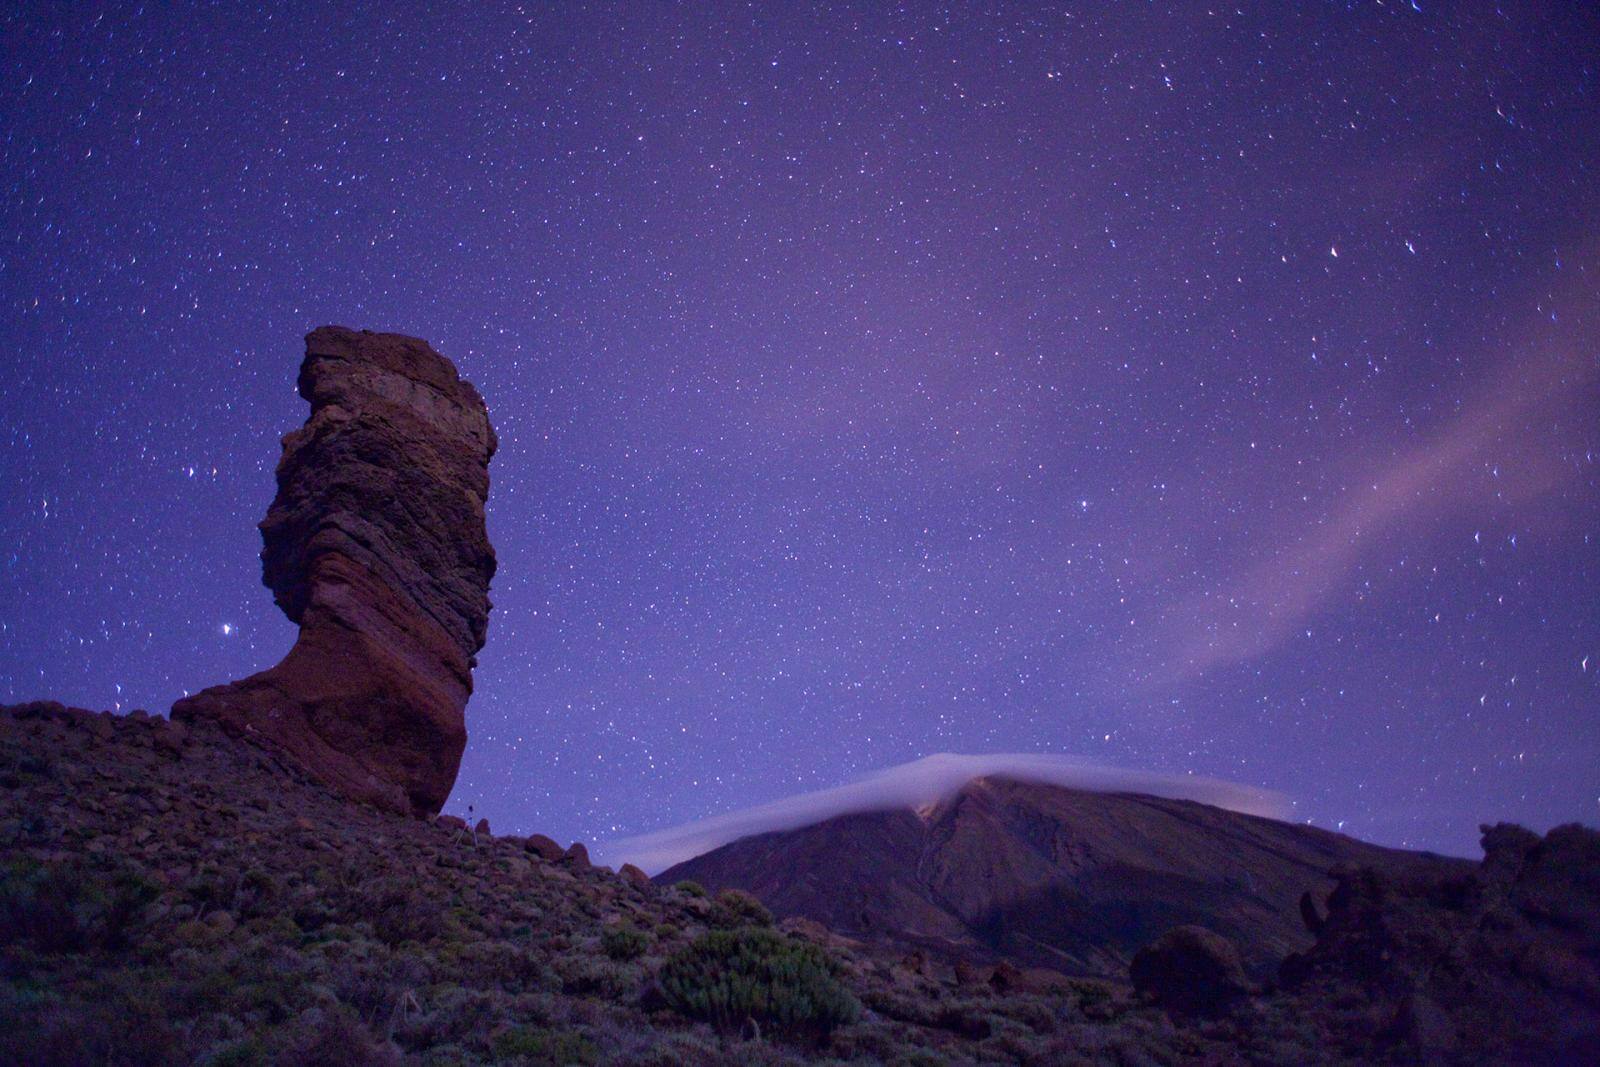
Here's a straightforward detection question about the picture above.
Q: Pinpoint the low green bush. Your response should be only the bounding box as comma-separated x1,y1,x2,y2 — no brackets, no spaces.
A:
490,1025,598,1064
600,923,649,961
0,857,156,954
657,928,860,1045
708,888,772,929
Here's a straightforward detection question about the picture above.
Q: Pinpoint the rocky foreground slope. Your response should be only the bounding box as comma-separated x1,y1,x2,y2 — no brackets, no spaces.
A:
0,700,1216,1065
173,327,498,816
4,700,1599,1065
659,776,1462,980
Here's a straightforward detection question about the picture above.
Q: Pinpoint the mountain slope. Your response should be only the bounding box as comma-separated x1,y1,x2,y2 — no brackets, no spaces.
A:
659,775,1464,978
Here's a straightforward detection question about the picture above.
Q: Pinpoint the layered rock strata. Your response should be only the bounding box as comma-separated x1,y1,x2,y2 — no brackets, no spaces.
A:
173,326,496,815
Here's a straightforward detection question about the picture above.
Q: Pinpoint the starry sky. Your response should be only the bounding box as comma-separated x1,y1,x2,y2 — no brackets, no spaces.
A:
2,3,1597,859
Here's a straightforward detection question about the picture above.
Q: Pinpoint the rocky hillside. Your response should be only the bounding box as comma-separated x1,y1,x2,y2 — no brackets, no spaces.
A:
659,775,1462,980
0,699,1258,1065
5,700,1598,1065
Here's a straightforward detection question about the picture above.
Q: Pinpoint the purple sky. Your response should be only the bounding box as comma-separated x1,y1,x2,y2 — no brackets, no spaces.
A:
2,3,1596,858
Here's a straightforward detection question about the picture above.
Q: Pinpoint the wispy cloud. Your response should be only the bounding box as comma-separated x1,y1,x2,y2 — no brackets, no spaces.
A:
1147,345,1593,686
598,751,1290,873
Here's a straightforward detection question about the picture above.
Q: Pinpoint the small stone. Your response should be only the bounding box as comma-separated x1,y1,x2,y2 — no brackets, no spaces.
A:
953,959,989,987
154,720,188,755
988,960,1025,993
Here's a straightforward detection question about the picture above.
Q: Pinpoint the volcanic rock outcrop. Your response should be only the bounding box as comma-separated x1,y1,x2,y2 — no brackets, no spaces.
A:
1276,822,1600,1061
173,327,496,815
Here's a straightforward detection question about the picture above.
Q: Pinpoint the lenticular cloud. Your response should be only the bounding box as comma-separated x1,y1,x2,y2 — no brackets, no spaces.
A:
600,752,1292,874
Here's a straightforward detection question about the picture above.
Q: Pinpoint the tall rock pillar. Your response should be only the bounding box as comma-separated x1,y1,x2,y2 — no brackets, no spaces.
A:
174,327,497,815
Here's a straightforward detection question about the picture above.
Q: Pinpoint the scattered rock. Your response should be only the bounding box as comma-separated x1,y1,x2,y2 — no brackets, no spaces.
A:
778,916,833,944
988,960,1024,993
436,814,467,832
153,719,188,755
524,834,564,861
173,327,497,817
1277,822,1600,1062
1130,925,1252,1016
953,959,989,987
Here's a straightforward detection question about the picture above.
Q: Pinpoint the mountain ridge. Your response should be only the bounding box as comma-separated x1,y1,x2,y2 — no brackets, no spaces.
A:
659,774,1467,979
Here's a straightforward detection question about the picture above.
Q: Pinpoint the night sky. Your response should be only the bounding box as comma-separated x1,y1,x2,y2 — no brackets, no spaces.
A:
2,4,1597,859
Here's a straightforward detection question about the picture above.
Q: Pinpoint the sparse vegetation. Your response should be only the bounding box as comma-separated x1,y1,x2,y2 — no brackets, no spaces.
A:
708,888,773,929
657,928,860,1044
599,923,649,961
490,1026,598,1065
10,702,1590,1063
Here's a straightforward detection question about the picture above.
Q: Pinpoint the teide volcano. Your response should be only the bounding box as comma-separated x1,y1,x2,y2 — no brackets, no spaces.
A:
658,775,1463,979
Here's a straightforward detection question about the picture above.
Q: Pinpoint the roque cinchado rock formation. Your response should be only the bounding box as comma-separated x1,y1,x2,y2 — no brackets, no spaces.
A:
173,326,496,815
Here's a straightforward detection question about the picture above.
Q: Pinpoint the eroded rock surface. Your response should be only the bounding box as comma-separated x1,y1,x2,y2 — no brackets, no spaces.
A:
1276,822,1600,1062
173,326,496,815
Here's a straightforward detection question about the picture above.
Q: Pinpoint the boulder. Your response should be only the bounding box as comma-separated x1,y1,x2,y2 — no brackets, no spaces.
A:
1130,925,1251,1015
618,863,651,889
153,719,188,755
173,327,497,816
953,959,988,987
524,834,565,861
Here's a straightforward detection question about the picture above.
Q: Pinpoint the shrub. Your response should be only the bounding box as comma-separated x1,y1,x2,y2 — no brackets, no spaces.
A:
657,928,860,1045
202,1038,270,1067
708,889,772,929
555,954,635,998
0,857,155,954
600,923,649,961
490,1026,598,1065
671,880,706,898
363,878,445,945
